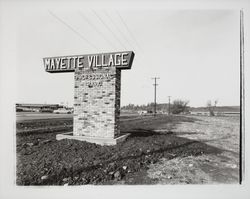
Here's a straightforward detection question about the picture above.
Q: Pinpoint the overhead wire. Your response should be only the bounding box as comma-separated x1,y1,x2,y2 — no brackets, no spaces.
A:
116,10,154,67
104,11,136,51
78,10,118,50
48,10,99,51
116,11,144,53
92,10,127,50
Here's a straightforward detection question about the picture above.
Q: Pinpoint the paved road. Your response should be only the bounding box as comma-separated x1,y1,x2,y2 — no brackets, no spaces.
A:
16,112,140,122
16,112,74,122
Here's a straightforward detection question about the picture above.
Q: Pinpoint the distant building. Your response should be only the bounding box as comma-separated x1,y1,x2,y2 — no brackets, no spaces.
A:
16,103,63,112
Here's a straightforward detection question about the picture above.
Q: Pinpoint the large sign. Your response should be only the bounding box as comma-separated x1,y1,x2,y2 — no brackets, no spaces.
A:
43,51,134,73
44,51,135,145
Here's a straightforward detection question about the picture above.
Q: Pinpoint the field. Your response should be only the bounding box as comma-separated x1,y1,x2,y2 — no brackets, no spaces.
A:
16,113,240,185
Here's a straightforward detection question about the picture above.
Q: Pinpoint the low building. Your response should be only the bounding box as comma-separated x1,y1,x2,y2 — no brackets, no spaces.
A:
16,103,63,112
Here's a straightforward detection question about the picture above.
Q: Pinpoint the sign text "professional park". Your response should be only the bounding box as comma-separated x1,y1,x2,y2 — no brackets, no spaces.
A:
43,51,134,73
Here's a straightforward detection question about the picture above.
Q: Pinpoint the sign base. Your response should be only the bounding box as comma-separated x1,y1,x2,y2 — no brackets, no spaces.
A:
56,132,130,146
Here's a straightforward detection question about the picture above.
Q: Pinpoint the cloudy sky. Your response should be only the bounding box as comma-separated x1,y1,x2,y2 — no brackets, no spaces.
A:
8,4,240,107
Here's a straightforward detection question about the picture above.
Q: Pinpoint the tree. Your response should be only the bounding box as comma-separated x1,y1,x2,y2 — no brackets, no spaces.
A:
171,99,189,114
207,100,218,116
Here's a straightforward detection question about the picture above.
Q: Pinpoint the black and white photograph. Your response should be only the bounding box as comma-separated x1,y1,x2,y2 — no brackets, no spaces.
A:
0,0,250,199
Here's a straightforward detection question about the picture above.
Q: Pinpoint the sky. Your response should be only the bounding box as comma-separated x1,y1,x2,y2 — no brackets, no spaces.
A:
13,6,240,107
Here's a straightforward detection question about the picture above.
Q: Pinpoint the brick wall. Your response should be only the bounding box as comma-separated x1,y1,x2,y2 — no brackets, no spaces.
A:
73,66,121,138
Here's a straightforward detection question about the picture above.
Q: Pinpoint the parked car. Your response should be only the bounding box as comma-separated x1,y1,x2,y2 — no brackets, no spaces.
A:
39,108,54,113
53,108,73,114
138,110,147,115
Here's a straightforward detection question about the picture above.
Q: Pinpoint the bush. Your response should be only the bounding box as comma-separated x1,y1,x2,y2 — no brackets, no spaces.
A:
171,100,189,114
206,100,218,116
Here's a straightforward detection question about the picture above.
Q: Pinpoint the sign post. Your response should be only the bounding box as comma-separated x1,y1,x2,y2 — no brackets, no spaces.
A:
43,51,134,145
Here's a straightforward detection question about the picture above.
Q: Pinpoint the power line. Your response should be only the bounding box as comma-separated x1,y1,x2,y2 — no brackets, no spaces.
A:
104,11,149,68
92,10,127,50
104,11,136,50
109,11,144,60
116,10,155,70
152,77,160,116
116,11,144,53
48,11,99,51
78,11,117,50
104,11,147,65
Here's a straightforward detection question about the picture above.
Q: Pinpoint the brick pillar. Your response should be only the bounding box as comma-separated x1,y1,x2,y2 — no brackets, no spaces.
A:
73,66,121,139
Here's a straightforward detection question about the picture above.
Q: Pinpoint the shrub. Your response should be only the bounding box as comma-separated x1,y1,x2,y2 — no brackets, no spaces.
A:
171,100,189,114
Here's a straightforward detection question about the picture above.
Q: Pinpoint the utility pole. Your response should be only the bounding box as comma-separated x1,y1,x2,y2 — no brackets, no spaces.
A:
168,96,171,115
152,77,160,116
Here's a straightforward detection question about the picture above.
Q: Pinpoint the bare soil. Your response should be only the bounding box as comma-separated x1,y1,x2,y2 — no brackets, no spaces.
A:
147,115,240,184
16,114,240,185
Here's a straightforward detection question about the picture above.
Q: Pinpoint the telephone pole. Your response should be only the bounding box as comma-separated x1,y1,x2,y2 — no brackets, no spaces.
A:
152,77,160,116
168,96,171,115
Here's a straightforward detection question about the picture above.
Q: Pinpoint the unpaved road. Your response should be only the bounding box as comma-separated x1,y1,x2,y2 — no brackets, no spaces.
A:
147,115,240,184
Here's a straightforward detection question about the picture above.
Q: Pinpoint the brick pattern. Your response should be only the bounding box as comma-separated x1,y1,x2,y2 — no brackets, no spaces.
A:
73,66,121,138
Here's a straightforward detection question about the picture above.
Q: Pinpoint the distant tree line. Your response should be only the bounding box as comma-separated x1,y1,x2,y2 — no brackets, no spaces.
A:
122,100,189,114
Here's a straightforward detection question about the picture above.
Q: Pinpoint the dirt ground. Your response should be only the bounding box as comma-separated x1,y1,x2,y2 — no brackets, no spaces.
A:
16,114,240,185
147,115,240,184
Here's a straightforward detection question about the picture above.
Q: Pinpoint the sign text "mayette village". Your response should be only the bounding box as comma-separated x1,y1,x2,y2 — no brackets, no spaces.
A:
43,51,134,73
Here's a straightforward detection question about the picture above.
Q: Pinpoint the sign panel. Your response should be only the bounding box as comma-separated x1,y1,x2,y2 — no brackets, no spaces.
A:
43,50,135,145
43,51,134,73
